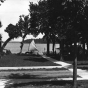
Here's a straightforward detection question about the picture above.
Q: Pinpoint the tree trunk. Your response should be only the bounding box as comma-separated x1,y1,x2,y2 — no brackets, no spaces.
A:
20,34,27,54
73,36,77,88
47,37,50,55
52,40,55,55
83,41,85,58
60,40,64,61
73,56,77,88
2,37,13,50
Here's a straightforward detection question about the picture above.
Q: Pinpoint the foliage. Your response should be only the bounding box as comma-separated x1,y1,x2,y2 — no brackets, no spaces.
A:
17,15,30,35
5,24,22,38
17,15,30,53
29,0,52,54
47,0,87,39
29,0,49,37
47,1,88,87
2,24,22,50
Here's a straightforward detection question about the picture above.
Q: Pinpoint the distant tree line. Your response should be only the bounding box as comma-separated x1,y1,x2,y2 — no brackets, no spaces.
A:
24,39,47,44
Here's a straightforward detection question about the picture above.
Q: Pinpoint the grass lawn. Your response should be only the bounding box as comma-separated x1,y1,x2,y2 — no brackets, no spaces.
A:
0,54,60,67
1,54,88,88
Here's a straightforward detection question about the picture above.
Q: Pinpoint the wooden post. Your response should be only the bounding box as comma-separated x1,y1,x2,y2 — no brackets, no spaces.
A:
73,32,77,88
73,56,77,88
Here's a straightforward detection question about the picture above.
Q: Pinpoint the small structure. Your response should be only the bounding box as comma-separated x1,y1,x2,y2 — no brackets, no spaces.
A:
55,47,60,54
28,40,38,52
26,40,39,55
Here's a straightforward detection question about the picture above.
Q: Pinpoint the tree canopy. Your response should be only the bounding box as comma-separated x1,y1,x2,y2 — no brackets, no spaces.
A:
2,23,22,50
29,0,88,57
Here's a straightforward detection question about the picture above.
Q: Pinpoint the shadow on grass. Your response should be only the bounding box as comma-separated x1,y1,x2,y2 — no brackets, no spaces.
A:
6,71,74,79
5,80,73,88
24,57,48,62
19,53,49,62
6,73,38,79
4,73,75,88
17,53,40,57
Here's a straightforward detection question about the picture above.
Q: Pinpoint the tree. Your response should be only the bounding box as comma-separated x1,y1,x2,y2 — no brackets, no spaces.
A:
2,24,22,50
47,0,88,87
29,1,88,87
63,1,88,87
29,0,53,55
17,15,30,53
47,0,69,60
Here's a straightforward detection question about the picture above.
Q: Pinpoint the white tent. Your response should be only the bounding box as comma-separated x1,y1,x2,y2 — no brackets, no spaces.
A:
26,40,43,55
28,40,38,52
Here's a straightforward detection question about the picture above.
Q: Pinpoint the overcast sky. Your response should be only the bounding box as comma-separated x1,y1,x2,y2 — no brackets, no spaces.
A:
0,0,43,41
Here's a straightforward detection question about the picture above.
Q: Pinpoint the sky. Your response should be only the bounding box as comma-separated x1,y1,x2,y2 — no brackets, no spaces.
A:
0,0,43,41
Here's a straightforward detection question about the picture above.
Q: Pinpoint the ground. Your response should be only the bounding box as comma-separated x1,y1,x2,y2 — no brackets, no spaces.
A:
0,54,88,88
